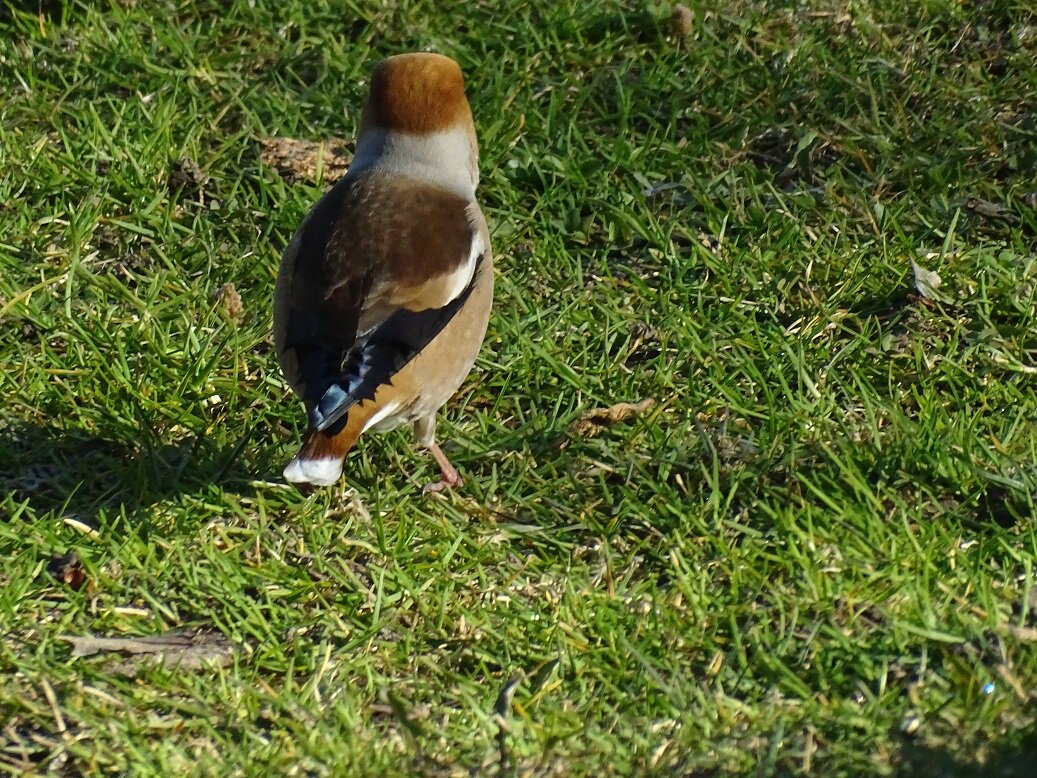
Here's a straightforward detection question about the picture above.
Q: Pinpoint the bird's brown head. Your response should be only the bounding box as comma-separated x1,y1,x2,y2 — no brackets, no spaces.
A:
364,53,473,135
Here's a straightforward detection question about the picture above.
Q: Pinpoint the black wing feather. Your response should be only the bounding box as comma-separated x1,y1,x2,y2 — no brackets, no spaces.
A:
307,252,487,433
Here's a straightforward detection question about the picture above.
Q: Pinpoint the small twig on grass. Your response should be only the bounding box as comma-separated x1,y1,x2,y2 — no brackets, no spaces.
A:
39,678,70,773
39,679,66,735
59,630,237,676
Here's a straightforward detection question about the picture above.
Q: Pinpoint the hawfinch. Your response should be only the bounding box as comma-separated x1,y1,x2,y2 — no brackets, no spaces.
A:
273,53,493,492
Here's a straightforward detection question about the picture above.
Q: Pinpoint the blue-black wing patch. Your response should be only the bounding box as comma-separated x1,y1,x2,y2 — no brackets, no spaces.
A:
307,252,487,433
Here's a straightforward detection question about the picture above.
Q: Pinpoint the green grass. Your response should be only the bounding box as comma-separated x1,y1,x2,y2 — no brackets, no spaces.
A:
2,0,1037,774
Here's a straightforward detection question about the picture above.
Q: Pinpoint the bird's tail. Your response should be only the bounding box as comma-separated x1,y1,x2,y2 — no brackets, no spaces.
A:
282,413,367,486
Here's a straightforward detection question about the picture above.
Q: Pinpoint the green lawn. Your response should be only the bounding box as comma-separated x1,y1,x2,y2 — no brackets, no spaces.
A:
2,0,1037,774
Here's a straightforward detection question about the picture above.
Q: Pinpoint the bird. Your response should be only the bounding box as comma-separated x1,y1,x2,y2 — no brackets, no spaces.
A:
273,52,493,493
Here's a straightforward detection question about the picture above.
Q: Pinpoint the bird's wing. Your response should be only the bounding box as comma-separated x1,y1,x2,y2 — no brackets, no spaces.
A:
274,172,487,432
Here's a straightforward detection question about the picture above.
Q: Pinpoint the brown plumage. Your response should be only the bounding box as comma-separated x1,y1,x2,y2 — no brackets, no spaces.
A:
273,53,493,491
365,55,473,134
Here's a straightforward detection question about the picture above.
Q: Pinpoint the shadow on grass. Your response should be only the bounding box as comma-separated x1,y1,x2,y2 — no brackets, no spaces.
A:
0,422,272,529
892,722,1037,778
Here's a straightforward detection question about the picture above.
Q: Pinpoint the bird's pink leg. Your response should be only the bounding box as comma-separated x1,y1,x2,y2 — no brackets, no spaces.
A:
422,442,463,494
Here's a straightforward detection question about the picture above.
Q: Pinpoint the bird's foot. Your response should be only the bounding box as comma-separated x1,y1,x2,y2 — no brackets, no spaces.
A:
422,443,463,495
